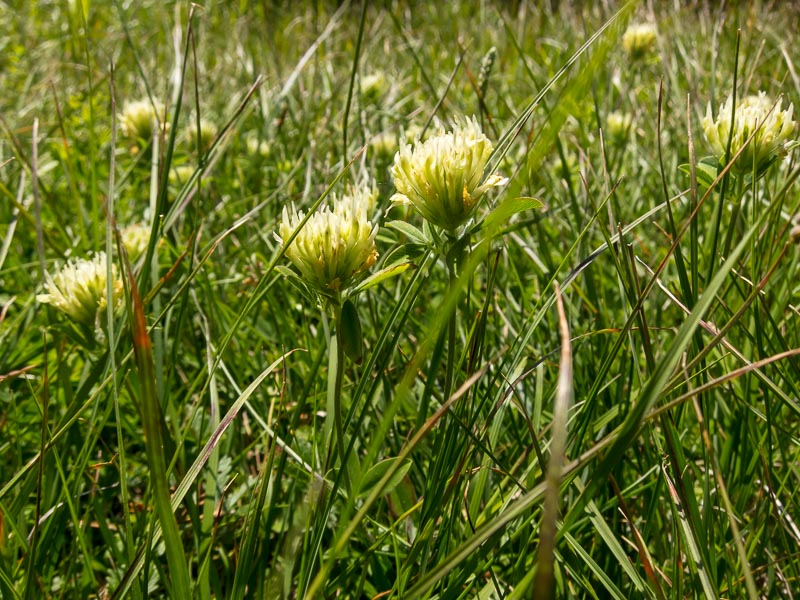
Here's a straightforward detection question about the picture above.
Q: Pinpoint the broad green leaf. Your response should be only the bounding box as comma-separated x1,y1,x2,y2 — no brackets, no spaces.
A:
339,299,363,364
386,220,430,245
351,261,414,294
482,196,544,233
357,457,412,500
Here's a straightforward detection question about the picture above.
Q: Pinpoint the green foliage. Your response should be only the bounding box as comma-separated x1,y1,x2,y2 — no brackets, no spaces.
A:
2,1,800,598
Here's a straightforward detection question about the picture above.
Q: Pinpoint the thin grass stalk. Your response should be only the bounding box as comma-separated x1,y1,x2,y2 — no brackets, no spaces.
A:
23,335,48,600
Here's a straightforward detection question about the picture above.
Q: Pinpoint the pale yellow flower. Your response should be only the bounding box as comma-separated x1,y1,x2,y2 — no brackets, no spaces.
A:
622,23,657,59
187,117,218,152
245,134,271,158
703,92,797,175
361,72,388,101
121,223,151,263
607,111,633,144
390,116,506,232
120,99,165,143
369,132,398,159
37,252,122,326
277,186,379,294
169,165,195,187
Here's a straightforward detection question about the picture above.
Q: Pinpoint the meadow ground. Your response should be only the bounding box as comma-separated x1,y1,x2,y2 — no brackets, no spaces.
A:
1,1,800,598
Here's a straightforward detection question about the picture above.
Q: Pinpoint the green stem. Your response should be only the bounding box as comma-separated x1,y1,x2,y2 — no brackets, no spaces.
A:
327,302,349,492
442,237,464,403
721,175,746,260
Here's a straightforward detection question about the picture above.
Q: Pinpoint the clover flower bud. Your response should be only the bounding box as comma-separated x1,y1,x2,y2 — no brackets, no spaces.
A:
369,132,398,159
245,134,271,158
703,92,797,175
361,72,388,102
390,116,506,232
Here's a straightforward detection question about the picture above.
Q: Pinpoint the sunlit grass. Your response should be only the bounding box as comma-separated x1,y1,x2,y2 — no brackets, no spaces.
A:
1,2,799,598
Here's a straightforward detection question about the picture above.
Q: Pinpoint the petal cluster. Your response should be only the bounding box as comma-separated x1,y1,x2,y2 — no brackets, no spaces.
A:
703,92,797,174
37,252,122,326
120,99,165,143
390,116,505,232
278,186,379,294
622,23,657,59
121,223,152,263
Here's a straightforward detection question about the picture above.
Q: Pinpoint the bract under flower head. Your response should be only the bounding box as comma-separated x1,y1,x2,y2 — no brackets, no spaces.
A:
622,23,657,59
37,252,122,326
278,186,379,295
703,92,797,175
390,116,506,232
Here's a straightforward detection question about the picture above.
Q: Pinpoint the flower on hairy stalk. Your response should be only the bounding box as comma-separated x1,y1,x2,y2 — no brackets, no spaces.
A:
622,23,657,60
390,116,507,233
37,252,122,327
120,99,166,148
277,185,379,299
703,92,797,176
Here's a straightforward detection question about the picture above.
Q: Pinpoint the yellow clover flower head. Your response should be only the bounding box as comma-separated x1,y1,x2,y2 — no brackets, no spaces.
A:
703,92,797,175
120,99,165,143
245,134,271,158
622,23,657,59
390,116,506,232
607,111,633,144
187,117,218,152
361,71,388,102
369,131,398,159
278,186,379,295
37,252,122,326
121,223,151,264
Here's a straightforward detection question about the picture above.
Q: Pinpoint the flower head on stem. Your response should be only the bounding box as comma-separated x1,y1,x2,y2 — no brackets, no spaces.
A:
391,116,506,233
277,184,379,302
37,252,122,327
703,92,797,176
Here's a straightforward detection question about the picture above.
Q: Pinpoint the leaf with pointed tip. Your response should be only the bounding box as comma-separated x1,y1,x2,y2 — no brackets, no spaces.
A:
350,261,414,294
339,299,363,365
386,220,430,245
482,197,544,234
357,457,412,500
